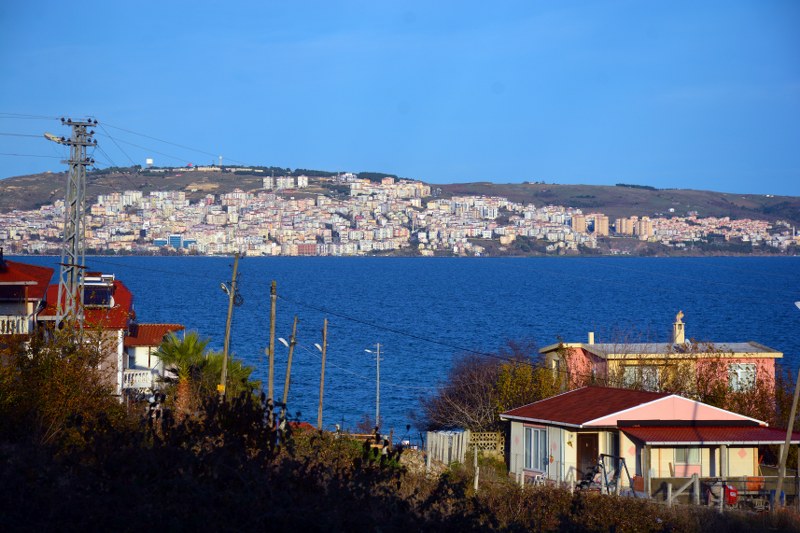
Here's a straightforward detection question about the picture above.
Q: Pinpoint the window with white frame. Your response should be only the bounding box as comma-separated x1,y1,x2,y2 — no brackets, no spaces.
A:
524,426,548,472
729,363,756,391
674,447,700,465
622,365,659,391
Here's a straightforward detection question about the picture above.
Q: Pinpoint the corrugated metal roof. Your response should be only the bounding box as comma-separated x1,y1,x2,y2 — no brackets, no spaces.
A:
501,386,669,426
124,323,184,347
622,426,800,445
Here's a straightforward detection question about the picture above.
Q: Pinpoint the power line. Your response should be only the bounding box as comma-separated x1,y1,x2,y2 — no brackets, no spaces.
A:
296,343,436,391
94,133,188,164
0,112,60,120
277,293,538,368
0,132,45,138
0,152,62,159
102,121,246,165
97,125,137,166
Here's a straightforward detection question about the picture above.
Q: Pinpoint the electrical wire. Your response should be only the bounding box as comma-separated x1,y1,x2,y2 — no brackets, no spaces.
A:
296,343,437,391
97,125,137,166
102,121,246,165
0,132,45,138
0,112,60,120
94,133,188,165
0,152,62,159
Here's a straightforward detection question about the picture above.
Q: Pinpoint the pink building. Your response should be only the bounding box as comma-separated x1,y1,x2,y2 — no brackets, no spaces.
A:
540,312,782,394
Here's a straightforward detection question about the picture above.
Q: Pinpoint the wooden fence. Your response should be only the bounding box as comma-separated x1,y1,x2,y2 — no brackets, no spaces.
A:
426,430,505,465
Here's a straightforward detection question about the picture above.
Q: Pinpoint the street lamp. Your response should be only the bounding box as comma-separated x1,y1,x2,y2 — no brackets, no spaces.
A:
365,344,382,430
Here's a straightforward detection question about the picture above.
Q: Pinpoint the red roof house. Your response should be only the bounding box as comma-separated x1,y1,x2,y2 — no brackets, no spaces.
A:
0,251,54,337
124,323,185,391
500,386,800,497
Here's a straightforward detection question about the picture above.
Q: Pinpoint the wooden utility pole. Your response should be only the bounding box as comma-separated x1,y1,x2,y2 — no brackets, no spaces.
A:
268,280,277,400
281,316,298,417
317,318,328,430
219,253,239,399
775,366,800,513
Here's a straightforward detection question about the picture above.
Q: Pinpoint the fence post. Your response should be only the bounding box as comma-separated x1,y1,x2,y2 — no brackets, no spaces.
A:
667,483,673,506
693,474,700,505
473,446,479,492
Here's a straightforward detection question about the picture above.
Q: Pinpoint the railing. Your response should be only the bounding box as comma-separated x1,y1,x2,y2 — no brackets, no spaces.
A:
123,370,155,390
651,475,797,511
0,315,29,335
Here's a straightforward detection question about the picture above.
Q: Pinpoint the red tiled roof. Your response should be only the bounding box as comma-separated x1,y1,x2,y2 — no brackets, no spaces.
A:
501,386,669,427
622,426,800,445
124,323,184,347
0,259,54,300
40,280,134,330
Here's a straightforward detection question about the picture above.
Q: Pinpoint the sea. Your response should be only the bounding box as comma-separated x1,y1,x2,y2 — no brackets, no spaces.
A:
13,255,800,438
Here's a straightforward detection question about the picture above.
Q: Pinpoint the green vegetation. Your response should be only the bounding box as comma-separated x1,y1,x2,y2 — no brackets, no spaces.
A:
615,183,658,191
2,331,800,530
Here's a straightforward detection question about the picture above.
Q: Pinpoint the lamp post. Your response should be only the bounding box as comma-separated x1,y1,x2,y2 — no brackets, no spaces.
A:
365,343,382,429
277,316,298,424
774,301,800,513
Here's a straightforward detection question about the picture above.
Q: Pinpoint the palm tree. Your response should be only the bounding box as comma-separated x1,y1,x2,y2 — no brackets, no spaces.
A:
156,331,210,417
202,351,260,399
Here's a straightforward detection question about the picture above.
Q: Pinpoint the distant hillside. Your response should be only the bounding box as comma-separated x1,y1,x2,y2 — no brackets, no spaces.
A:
1,169,799,226
438,182,800,226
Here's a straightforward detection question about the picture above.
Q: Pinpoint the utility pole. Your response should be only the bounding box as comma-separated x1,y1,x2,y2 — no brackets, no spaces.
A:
219,253,239,399
366,343,382,428
317,318,328,430
46,118,97,327
775,301,800,513
268,280,277,400
279,316,298,423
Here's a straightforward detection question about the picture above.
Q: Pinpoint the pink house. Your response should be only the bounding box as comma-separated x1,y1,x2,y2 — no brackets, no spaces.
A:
540,312,782,394
500,386,800,500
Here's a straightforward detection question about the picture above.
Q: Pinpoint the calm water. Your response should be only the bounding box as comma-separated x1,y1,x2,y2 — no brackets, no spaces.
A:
15,256,800,434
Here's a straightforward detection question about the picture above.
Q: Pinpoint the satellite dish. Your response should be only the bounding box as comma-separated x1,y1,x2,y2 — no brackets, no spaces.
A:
795,301,800,311
220,283,230,295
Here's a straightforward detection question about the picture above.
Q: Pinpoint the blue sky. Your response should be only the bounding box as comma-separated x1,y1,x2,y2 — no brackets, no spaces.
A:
1,1,798,195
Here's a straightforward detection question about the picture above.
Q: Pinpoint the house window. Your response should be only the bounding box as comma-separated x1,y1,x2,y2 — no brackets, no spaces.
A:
729,363,756,392
623,365,659,391
675,447,700,465
524,426,548,472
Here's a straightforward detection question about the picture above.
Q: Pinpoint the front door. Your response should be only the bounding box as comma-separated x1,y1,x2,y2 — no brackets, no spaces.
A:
577,433,599,477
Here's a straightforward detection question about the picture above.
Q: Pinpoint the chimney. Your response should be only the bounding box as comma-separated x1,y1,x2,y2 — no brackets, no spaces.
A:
672,311,685,344
588,332,595,345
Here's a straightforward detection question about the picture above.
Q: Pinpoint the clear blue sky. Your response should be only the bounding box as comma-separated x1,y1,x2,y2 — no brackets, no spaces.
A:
1,1,798,195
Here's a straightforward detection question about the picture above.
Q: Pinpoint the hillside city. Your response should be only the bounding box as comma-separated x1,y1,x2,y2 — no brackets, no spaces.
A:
0,168,798,256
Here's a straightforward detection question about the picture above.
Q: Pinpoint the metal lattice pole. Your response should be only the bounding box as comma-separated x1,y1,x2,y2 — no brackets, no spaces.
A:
51,118,96,327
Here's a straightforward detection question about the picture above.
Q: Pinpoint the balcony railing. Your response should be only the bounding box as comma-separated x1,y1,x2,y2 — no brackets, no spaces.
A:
0,315,29,335
123,370,156,390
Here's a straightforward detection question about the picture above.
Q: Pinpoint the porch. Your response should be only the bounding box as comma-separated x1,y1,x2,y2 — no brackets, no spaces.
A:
0,314,29,335
647,472,798,511
122,369,157,390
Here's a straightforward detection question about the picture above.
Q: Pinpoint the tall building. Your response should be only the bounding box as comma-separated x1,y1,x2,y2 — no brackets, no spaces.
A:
636,216,654,240
615,218,633,236
594,215,609,236
571,214,587,233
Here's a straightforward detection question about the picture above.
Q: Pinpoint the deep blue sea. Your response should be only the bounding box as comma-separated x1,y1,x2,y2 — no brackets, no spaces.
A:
14,256,800,436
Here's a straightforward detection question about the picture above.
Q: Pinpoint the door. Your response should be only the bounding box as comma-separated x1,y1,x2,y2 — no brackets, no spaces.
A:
577,433,599,477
